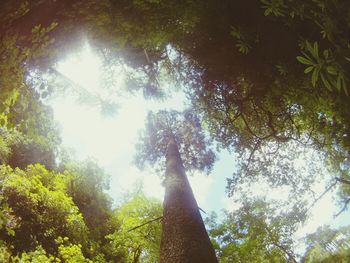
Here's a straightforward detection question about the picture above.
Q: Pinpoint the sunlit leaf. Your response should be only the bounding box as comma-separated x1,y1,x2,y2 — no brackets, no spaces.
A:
320,73,332,91
326,66,337,75
297,56,313,65
304,66,313,74
336,74,342,92
313,42,319,57
311,68,319,87
323,50,329,60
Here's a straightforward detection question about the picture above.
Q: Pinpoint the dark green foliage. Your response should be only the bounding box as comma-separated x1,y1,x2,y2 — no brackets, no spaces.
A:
173,0,350,212
135,110,215,174
0,161,163,262
0,164,89,255
1,128,57,170
62,159,113,257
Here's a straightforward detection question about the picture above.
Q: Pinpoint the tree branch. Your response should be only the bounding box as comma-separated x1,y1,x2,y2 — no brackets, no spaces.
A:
240,113,274,141
335,197,350,217
307,180,338,211
264,226,297,263
126,216,163,233
306,177,350,217
199,207,207,214
335,177,350,185
271,241,298,263
246,140,261,170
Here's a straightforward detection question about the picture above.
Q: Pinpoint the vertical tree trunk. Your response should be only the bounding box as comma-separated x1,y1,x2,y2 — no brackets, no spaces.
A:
159,137,218,263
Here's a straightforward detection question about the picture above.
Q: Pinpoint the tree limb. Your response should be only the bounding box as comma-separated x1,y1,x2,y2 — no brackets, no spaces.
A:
307,180,338,211
126,216,163,233
335,197,350,217
199,207,207,214
335,177,350,185
271,241,298,263
240,113,274,141
264,226,297,263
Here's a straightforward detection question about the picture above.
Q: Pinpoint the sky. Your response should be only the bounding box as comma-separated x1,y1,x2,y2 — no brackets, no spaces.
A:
50,43,350,249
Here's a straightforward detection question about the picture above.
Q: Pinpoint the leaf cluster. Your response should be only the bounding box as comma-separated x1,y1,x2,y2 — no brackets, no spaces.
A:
135,110,215,175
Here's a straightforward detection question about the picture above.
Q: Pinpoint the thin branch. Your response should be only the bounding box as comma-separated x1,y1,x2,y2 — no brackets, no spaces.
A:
271,241,298,263
240,113,274,141
199,207,206,214
335,177,350,185
126,216,163,233
264,226,297,263
335,197,350,217
266,141,281,156
49,66,82,89
307,180,338,211
246,140,261,169
143,48,151,64
334,177,350,217
306,177,350,217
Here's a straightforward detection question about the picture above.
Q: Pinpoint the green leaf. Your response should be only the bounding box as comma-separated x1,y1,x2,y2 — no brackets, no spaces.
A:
306,41,315,57
301,51,313,61
264,9,271,16
341,77,348,96
313,42,319,57
326,66,337,75
297,56,313,65
304,66,314,74
336,74,341,91
311,68,319,87
320,73,332,91
323,50,329,60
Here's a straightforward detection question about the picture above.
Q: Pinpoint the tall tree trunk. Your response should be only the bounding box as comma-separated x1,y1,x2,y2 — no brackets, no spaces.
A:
159,137,218,263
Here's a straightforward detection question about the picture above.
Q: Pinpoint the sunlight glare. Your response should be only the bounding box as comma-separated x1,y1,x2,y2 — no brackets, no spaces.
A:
51,43,189,204
56,43,102,94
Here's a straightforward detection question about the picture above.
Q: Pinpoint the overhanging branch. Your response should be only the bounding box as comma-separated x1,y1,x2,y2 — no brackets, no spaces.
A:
308,180,338,211
335,177,350,185
127,216,163,233
335,197,350,217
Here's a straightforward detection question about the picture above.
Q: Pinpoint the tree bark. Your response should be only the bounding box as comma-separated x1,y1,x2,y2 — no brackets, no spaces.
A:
159,136,218,263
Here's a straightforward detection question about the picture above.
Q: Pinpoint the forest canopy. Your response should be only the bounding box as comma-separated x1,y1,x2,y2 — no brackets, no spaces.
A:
0,0,350,262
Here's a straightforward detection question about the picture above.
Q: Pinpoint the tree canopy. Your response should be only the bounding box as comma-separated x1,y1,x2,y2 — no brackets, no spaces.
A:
135,110,215,175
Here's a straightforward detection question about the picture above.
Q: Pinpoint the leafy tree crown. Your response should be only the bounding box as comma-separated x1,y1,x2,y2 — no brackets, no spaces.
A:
135,109,215,174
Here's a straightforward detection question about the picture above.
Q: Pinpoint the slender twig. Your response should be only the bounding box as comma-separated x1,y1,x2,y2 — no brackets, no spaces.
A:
272,241,298,263
264,226,297,263
199,207,206,214
307,180,338,211
307,177,350,217
49,67,82,89
335,177,350,185
126,216,163,233
143,48,151,64
246,140,261,168
335,197,350,217
240,114,274,141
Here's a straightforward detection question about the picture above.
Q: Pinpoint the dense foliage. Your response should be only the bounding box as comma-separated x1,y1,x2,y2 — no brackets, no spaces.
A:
135,110,215,174
302,225,350,262
206,198,305,263
0,162,162,262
